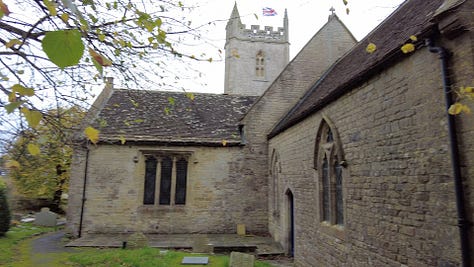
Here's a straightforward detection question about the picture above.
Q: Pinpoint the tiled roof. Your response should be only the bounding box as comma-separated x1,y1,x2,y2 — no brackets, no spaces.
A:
269,0,444,138
92,89,257,145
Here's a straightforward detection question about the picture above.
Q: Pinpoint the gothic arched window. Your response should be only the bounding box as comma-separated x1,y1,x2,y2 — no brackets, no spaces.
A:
256,50,265,78
270,149,281,217
314,117,346,226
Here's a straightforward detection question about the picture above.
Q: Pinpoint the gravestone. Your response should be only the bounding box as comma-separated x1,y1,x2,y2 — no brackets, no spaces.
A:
126,232,149,249
181,257,209,265
34,207,57,227
229,251,255,267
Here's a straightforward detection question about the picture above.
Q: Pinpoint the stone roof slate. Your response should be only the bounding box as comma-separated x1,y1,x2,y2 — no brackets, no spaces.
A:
269,0,444,138
93,89,257,144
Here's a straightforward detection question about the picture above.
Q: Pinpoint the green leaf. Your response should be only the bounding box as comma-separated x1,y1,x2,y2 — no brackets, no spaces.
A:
12,84,34,96
5,102,22,113
42,29,84,68
21,108,43,128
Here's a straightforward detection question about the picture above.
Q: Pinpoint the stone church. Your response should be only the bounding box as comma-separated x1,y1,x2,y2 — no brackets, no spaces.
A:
68,0,474,266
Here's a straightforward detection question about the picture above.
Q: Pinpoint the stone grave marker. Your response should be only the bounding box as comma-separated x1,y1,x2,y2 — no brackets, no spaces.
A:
34,207,57,227
229,251,255,267
181,256,209,265
126,232,149,249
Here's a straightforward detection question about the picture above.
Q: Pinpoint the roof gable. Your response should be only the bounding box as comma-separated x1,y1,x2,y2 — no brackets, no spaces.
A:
269,0,444,138
241,14,356,126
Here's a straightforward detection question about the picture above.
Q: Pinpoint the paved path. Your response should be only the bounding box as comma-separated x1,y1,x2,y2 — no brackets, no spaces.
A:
30,230,294,266
30,230,80,266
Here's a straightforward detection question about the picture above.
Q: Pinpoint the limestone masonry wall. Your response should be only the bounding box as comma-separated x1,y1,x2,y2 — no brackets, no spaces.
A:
269,46,467,266
67,144,267,236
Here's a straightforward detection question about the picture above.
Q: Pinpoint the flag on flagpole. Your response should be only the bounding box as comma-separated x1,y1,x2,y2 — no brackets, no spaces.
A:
262,7,277,16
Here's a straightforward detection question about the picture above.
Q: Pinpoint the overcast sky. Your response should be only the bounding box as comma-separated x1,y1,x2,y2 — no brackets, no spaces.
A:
168,0,406,94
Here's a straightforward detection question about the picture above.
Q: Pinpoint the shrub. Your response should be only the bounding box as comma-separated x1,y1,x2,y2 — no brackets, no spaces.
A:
0,180,11,236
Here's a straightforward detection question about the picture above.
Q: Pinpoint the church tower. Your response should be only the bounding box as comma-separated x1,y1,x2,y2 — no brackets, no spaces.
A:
224,3,289,96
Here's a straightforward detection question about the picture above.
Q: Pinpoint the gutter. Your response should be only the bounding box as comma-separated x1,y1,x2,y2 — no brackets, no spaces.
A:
426,38,470,267
78,146,90,238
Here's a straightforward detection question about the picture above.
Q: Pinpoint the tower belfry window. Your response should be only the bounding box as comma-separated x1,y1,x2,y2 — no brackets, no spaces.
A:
256,50,265,78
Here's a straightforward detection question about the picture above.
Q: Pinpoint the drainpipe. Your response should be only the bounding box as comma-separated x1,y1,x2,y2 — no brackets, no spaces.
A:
78,146,90,238
426,38,471,267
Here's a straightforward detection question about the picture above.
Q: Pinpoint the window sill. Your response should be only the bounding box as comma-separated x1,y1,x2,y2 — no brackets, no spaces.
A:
319,221,345,240
138,205,186,213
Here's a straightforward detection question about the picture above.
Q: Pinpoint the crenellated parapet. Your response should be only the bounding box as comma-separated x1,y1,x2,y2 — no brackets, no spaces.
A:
226,3,289,44
238,25,287,42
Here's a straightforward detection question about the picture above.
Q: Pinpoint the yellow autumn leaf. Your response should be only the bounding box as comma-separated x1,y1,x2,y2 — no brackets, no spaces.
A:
448,103,466,115
98,33,106,42
346,8,350,15
27,143,41,156
461,86,473,94
84,126,100,144
119,135,126,145
8,92,16,102
222,140,227,146
6,39,21,48
21,108,43,128
231,48,240,58
60,13,69,23
401,43,415,54
5,160,20,169
343,0,348,5
409,35,417,41
43,0,57,16
366,43,376,54
186,92,195,101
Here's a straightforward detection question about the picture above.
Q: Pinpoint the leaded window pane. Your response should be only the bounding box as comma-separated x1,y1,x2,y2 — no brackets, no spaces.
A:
326,128,334,142
322,155,330,222
159,157,172,205
175,158,188,205
143,157,157,205
335,162,344,225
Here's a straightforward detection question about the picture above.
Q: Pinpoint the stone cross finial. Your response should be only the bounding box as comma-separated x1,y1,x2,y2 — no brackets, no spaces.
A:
328,6,336,20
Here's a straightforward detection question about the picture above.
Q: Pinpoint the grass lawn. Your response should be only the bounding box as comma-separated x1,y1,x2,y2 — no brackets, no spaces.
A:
69,248,273,267
0,223,57,266
0,223,275,267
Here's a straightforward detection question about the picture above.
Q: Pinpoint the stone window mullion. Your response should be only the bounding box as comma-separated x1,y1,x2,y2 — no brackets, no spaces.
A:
155,157,161,205
170,157,177,205
159,156,172,205
329,153,337,225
